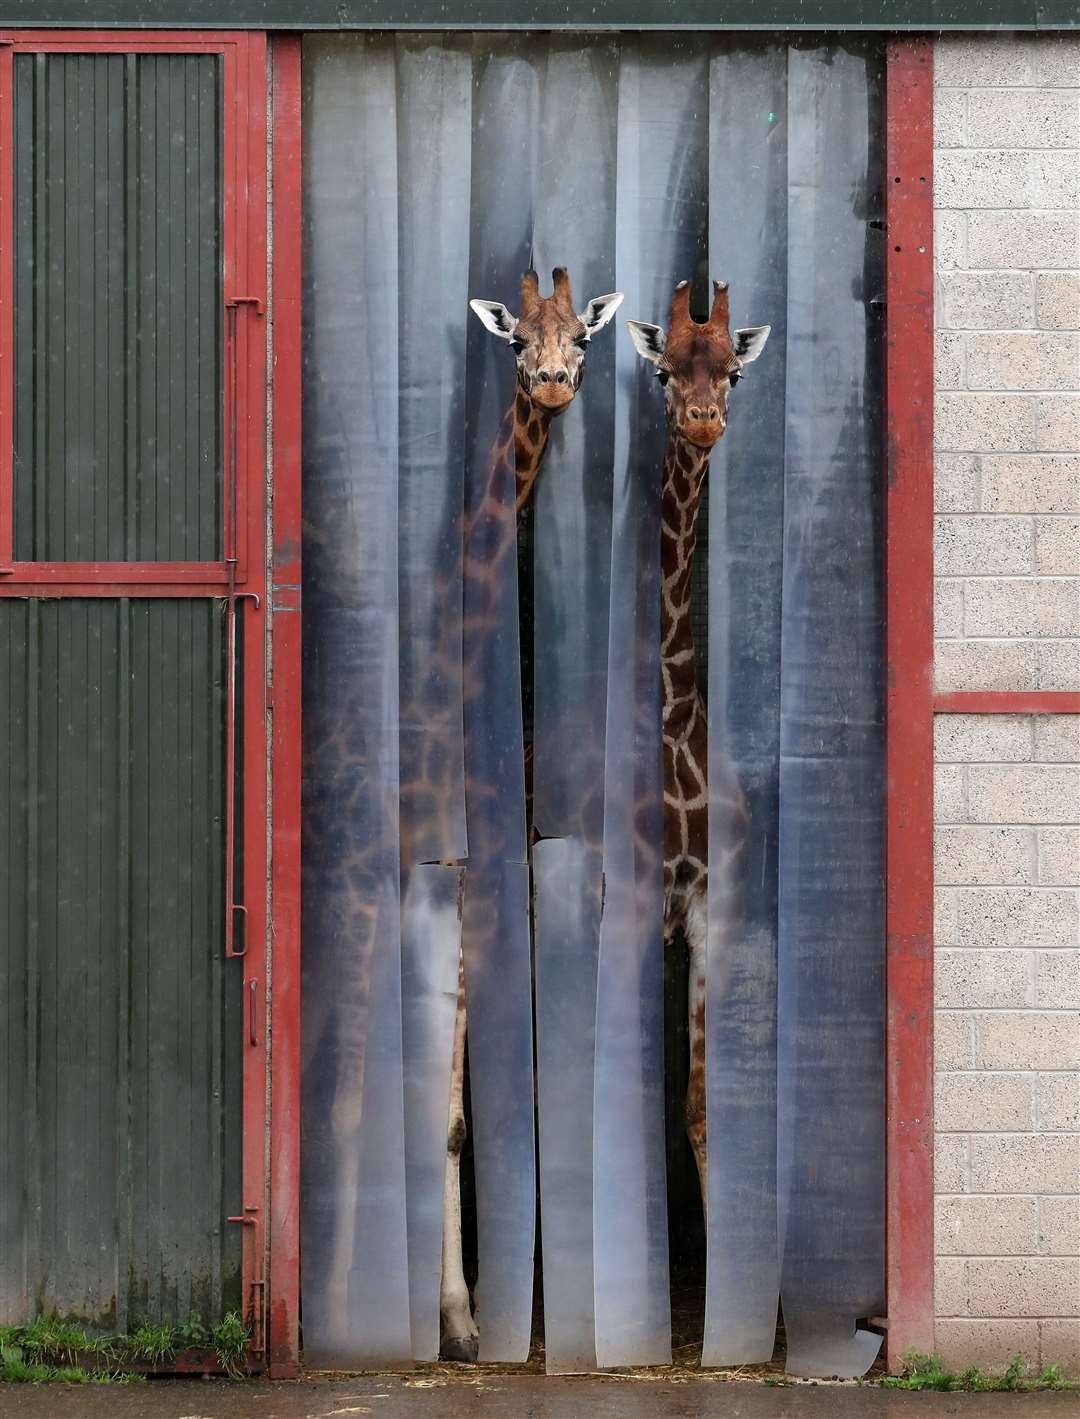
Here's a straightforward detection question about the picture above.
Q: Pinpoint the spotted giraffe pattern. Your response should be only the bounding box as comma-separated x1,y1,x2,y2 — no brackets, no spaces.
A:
438,269,623,1360
629,279,771,1210
434,384,553,1362
659,427,749,1204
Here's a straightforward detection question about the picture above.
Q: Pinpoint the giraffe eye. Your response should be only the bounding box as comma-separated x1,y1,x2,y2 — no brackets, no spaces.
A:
656,369,670,386
510,339,525,355
573,334,590,350
728,370,741,386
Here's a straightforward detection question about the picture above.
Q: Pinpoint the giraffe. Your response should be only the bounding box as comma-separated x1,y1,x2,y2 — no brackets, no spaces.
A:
626,279,770,1207
431,267,623,1361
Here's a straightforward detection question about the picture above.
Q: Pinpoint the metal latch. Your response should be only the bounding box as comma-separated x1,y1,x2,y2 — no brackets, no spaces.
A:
226,294,265,316
226,1206,265,1358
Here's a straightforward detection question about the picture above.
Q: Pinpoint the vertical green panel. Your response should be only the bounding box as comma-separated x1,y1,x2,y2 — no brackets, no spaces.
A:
11,58,33,558
0,607,30,1319
0,600,239,1331
12,54,223,563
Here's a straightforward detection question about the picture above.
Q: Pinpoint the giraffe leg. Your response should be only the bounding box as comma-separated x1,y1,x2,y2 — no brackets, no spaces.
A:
440,957,478,1361
320,903,379,1352
685,890,708,1218
322,1063,364,1352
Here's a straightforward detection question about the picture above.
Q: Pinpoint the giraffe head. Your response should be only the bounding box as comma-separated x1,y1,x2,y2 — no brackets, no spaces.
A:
470,268,623,413
627,280,770,449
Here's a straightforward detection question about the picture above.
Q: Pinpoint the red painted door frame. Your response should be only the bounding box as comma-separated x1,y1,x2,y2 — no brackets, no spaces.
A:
884,34,936,1369
0,28,272,1369
267,33,303,1380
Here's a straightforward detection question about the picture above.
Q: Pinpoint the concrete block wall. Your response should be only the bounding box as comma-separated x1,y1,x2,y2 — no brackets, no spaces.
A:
933,34,1080,1376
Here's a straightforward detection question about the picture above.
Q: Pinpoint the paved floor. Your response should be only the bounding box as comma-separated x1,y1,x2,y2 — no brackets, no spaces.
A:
0,1375,1077,1419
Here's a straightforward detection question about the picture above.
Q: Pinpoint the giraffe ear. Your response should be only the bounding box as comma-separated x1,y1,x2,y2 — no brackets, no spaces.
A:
732,325,771,363
469,299,518,340
626,319,666,364
579,291,624,334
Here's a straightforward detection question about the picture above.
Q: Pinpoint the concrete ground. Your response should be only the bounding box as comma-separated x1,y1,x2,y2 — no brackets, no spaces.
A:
0,1375,1077,1419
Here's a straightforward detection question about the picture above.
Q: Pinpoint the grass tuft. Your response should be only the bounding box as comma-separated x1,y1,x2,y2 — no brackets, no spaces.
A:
0,1310,248,1383
127,1322,175,1366
883,1349,1075,1393
210,1311,250,1378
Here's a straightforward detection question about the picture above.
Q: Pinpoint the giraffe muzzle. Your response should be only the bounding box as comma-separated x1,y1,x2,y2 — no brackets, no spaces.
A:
683,406,725,447
530,373,575,411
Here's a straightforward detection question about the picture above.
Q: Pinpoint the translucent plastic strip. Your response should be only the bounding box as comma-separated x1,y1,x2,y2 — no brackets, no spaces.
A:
593,38,714,1369
531,37,617,843
395,36,471,867
702,39,787,1366
300,35,412,1367
459,861,534,1359
533,837,601,1374
400,863,465,1360
458,37,540,1362
529,38,618,1375
393,36,472,1363
777,42,886,1380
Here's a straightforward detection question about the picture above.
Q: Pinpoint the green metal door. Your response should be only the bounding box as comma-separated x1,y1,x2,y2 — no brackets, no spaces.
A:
0,35,265,1339
0,599,241,1331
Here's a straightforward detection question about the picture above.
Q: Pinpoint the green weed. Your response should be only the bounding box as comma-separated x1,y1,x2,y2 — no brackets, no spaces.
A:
1039,1364,1071,1390
210,1310,249,1378
1,1355,53,1383
178,1311,211,1350
884,1349,1075,1392
19,1317,107,1366
127,1322,175,1366
0,1309,247,1382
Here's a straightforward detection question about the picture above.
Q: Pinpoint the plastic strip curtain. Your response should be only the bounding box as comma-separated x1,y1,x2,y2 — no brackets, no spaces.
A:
703,39,787,1366
776,44,886,1378
529,38,617,1376
459,37,539,1361
300,31,886,1375
300,36,411,1365
395,34,471,873
400,862,464,1361
591,36,712,1370
394,36,472,1362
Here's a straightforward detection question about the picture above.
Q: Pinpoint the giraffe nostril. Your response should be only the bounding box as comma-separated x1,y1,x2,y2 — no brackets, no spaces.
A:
555,370,569,386
707,405,721,421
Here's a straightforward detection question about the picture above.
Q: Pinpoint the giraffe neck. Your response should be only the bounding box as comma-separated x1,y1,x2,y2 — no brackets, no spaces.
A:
660,429,710,742
511,390,553,512
464,392,552,586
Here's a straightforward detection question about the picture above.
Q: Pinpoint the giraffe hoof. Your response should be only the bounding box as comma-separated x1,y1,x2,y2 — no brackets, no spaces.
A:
440,1334,479,1364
